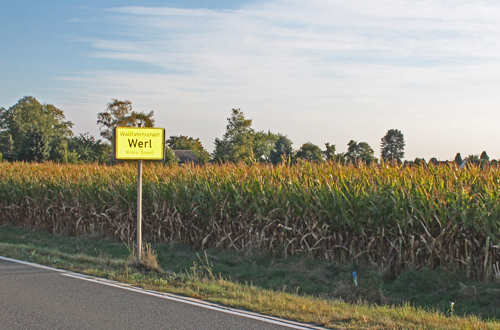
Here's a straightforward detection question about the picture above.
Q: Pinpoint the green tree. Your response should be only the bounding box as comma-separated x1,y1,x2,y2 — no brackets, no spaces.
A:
270,134,294,165
212,138,231,163
323,143,336,161
212,109,255,163
252,130,279,163
296,142,323,162
164,146,180,165
380,129,405,163
166,135,210,165
454,153,463,166
323,143,346,164
480,151,489,162
346,140,376,164
414,158,426,166
333,152,347,164
18,127,50,162
0,96,73,158
68,133,112,163
50,137,73,163
97,99,154,142
1,134,16,161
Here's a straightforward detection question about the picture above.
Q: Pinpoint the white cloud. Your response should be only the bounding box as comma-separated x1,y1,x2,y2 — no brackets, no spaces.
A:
57,0,500,159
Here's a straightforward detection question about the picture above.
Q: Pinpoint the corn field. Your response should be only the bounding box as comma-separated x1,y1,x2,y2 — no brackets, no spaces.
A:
0,161,499,279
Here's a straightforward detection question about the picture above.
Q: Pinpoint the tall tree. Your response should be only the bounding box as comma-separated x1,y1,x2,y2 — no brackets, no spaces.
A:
212,109,255,163
270,134,294,165
296,142,323,162
97,99,154,142
380,129,405,163
18,127,50,162
166,135,210,164
346,140,376,165
0,96,73,156
323,143,336,161
252,130,279,163
1,134,16,161
480,151,489,161
454,153,463,166
50,136,79,163
68,133,112,163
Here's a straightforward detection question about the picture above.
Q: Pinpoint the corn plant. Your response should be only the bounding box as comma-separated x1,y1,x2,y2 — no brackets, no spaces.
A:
0,161,498,279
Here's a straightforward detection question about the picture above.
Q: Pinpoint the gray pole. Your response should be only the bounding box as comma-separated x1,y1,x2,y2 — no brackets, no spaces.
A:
137,160,143,265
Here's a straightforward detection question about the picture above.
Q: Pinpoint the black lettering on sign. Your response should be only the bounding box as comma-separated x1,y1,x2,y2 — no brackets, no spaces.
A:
128,139,153,148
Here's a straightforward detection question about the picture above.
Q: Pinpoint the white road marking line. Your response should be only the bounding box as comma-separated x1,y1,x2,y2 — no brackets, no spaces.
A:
0,256,326,330
0,255,66,272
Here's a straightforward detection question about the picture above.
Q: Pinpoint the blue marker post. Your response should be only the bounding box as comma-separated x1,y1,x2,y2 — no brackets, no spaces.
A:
352,271,358,287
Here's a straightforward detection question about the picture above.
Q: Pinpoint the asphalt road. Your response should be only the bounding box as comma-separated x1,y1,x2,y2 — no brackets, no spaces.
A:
0,257,323,330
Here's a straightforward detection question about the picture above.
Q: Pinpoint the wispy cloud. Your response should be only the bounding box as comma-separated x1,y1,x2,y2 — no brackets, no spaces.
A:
67,17,87,23
60,0,500,159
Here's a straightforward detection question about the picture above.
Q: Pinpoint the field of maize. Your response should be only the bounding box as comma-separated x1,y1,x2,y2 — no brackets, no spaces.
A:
0,161,499,279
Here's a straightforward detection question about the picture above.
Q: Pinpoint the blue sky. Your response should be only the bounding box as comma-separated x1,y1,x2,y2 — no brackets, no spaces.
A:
2,0,500,160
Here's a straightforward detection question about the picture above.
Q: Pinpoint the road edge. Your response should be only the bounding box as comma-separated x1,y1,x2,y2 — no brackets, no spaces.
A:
0,255,329,330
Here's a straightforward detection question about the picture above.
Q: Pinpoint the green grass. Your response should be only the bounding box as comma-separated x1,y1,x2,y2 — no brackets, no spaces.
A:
386,269,500,320
1,224,499,329
0,224,129,258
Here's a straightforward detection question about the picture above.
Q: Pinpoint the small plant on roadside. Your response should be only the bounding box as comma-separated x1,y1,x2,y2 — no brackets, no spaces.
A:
187,252,216,281
127,242,160,272
197,251,215,279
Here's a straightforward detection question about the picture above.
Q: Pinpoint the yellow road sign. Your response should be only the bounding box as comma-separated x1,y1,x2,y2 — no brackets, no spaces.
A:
114,127,165,161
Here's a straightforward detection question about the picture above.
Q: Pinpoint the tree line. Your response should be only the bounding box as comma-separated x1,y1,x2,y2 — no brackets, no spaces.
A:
0,96,492,166
210,108,404,165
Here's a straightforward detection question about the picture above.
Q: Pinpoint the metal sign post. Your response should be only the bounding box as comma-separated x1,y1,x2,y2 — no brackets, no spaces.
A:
137,159,143,264
113,126,165,266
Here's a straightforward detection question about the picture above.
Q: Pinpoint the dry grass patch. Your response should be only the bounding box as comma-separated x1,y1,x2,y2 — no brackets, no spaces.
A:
126,242,160,272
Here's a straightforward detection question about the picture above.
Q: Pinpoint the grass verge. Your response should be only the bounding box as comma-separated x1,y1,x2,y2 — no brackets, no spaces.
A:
0,224,499,329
